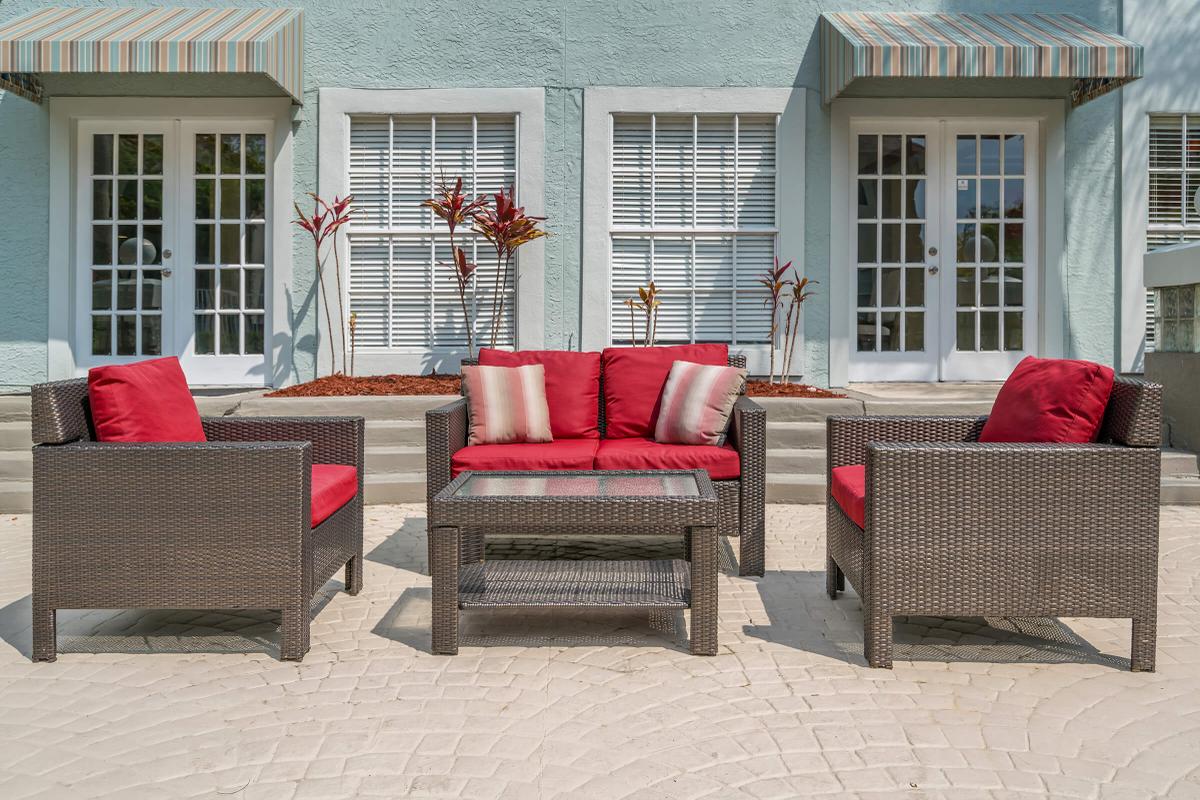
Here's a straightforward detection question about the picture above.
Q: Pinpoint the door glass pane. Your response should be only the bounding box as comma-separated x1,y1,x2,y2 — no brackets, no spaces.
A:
118,135,139,174
220,224,240,264
857,268,876,306
142,270,162,310
196,179,215,218
93,135,114,175
117,225,138,265
195,314,215,354
92,270,111,310
196,224,215,264
1004,135,1025,174
1004,311,1024,350
979,311,1000,351
246,134,267,174
857,312,876,351
905,267,924,306
116,314,137,355
219,314,241,354
143,135,164,175
220,134,241,173
220,178,241,219
880,311,901,351
196,134,216,174
906,136,926,175
857,180,877,218
118,180,138,220
881,135,903,174
881,179,902,218
1004,179,1024,217
246,224,266,265
979,179,1000,219
91,316,112,355
1004,268,1024,305
246,179,266,218
858,224,876,263
957,268,975,306
245,269,265,310
980,135,1001,174
93,180,113,220
219,268,241,309
857,135,878,174
117,270,137,310
143,180,162,220
956,312,975,351
245,314,265,354
92,225,113,265
904,224,925,263
956,136,976,174
196,269,215,310
880,268,901,306
141,315,162,356
980,267,1000,307
881,224,901,263
904,311,924,351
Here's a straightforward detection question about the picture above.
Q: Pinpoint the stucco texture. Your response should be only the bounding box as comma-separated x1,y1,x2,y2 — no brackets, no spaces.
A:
0,0,1123,387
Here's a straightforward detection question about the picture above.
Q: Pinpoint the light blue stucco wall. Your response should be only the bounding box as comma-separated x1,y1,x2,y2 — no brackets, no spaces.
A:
0,0,1123,388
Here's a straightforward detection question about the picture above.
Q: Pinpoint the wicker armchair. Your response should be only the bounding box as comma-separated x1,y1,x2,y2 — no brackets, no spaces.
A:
826,377,1163,671
426,355,767,576
30,378,365,662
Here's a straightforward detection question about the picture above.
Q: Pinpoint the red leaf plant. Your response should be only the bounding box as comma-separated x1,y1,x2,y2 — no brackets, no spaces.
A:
472,186,549,348
423,177,488,357
758,257,793,384
294,193,356,375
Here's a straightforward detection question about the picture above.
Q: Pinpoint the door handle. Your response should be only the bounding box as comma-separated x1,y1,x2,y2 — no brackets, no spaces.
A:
928,265,940,275
161,267,173,277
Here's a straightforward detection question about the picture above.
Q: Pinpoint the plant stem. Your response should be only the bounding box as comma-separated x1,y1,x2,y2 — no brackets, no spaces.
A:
315,252,336,376
487,246,504,349
331,236,348,374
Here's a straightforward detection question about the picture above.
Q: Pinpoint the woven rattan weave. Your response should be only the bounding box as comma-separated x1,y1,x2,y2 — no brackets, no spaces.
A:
429,469,721,655
825,377,1163,671
426,355,767,576
30,378,365,662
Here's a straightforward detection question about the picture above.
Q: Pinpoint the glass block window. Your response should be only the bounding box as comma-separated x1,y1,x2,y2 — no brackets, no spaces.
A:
1153,284,1200,353
953,133,1027,353
1146,114,1200,352
608,113,777,345
192,132,268,356
89,133,165,356
855,133,929,353
346,115,517,350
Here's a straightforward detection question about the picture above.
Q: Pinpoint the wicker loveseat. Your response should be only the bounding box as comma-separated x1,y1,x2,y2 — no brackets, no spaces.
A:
30,377,364,662
426,346,767,576
826,376,1163,670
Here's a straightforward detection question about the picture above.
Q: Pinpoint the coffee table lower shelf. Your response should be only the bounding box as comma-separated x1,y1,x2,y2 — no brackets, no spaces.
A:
458,559,691,609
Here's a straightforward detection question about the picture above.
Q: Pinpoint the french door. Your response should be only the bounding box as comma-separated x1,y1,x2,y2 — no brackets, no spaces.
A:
75,120,272,385
848,119,1039,381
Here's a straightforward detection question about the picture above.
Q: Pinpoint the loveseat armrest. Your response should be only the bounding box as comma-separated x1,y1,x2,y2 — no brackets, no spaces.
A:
729,396,766,456
826,415,987,473
202,416,364,470
425,398,468,502
33,441,314,605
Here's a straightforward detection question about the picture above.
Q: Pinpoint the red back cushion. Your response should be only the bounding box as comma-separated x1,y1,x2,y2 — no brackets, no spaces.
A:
601,344,729,439
478,349,602,439
87,357,206,443
979,356,1115,444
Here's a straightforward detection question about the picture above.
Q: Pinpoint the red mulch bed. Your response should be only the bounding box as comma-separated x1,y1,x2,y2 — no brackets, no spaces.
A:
268,373,845,399
266,373,461,397
745,381,845,399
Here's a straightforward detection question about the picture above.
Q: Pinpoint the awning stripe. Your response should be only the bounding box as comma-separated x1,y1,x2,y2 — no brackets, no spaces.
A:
820,12,1142,105
0,7,303,103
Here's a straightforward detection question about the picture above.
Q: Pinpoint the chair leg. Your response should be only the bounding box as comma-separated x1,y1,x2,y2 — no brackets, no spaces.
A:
31,602,56,663
689,526,718,656
1131,614,1157,672
431,525,460,655
280,606,310,662
863,607,893,669
826,556,844,599
344,553,363,596
738,518,765,578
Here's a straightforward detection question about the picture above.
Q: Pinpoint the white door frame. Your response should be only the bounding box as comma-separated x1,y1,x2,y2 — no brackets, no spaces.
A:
829,98,1066,387
48,97,294,387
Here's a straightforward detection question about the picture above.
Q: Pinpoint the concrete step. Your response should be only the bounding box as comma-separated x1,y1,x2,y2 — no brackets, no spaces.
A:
364,472,426,504
766,474,825,504
1163,448,1200,477
767,448,825,473
0,396,30,423
366,446,425,474
751,397,865,423
0,482,31,514
0,451,31,481
860,399,995,417
235,394,457,421
1162,476,1200,505
766,421,825,449
367,419,426,446
0,421,30,449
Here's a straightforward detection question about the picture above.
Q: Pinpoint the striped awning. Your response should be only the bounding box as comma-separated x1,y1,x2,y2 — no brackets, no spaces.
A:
820,13,1143,106
0,7,303,104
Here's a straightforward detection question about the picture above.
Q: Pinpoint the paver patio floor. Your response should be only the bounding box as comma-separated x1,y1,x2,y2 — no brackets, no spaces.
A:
0,505,1198,799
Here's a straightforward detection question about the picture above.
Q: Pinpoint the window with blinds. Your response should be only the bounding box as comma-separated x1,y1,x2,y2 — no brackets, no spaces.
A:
1147,114,1200,352
347,114,517,350
609,114,778,345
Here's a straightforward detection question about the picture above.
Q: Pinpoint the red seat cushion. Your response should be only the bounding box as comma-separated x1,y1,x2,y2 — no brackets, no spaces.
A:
601,344,729,438
451,439,600,478
830,464,866,529
594,437,741,480
312,464,358,527
979,356,1116,444
479,349,602,439
87,357,206,443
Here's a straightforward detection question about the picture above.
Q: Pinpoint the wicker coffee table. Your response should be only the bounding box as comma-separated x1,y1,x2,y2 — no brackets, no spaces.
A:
429,469,721,656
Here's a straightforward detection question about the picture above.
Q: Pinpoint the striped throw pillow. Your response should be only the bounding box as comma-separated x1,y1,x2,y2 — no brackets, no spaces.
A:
462,364,554,445
654,361,747,446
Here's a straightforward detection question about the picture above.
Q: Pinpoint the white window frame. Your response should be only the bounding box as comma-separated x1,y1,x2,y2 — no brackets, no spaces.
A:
581,87,804,376
318,88,545,375
47,97,295,387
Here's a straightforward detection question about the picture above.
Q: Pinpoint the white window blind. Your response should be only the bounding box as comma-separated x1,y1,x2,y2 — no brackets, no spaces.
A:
347,114,517,350
1146,114,1200,352
609,113,778,345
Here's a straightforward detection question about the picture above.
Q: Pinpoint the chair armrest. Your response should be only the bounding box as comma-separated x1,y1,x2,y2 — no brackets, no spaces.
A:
202,416,364,469
33,441,314,592
827,415,987,472
729,396,765,456
426,398,468,503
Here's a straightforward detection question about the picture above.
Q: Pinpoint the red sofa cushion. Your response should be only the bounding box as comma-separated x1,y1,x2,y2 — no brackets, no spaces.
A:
312,464,358,527
594,437,741,480
601,344,729,438
87,357,206,443
451,439,600,478
479,349,602,439
831,464,866,528
979,356,1115,444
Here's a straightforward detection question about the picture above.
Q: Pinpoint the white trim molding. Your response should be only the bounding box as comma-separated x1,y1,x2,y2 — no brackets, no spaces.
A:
828,97,1065,386
318,88,546,375
46,97,294,386
581,87,805,375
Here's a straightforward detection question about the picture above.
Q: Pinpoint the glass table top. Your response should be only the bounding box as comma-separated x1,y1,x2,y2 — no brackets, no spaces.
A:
453,472,702,499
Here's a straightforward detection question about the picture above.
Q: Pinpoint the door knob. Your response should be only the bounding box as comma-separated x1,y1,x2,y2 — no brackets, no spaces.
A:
161,267,173,277
162,248,173,259
928,265,940,275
